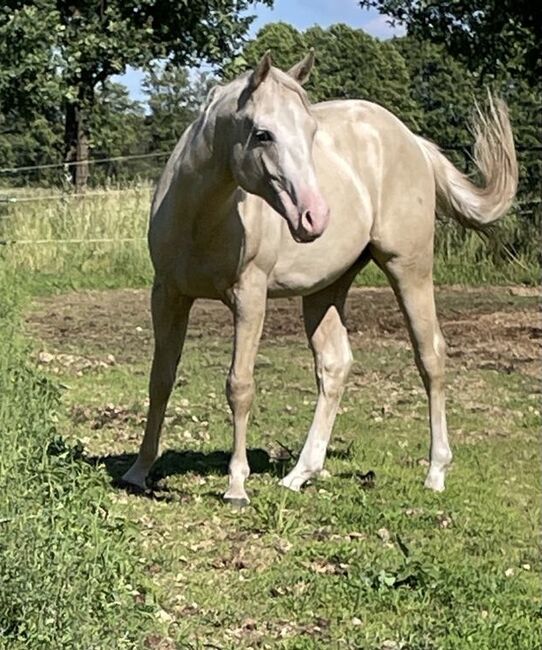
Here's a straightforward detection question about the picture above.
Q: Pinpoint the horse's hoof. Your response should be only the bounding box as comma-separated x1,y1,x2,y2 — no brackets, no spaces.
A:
114,477,147,495
424,471,446,492
279,475,302,492
223,495,250,508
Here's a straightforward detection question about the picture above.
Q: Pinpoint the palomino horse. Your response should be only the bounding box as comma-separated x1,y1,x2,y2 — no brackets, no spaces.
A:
122,52,518,505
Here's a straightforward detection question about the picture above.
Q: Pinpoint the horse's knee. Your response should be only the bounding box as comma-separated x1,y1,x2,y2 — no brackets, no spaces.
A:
226,372,255,413
318,344,352,398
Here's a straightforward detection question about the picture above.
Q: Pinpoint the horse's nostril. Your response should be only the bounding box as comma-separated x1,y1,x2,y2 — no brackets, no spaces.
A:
303,210,314,229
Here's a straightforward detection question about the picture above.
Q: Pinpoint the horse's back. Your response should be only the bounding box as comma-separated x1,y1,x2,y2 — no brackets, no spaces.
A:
265,99,435,295
311,99,436,257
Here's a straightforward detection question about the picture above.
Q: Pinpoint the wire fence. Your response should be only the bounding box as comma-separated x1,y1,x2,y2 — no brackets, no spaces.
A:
0,187,153,206
0,146,539,247
0,151,170,175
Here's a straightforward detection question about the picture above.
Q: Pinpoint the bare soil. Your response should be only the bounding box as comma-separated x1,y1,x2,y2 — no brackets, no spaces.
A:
26,286,540,377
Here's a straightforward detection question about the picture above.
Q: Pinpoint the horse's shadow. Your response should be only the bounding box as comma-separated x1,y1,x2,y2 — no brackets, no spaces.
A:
86,447,290,499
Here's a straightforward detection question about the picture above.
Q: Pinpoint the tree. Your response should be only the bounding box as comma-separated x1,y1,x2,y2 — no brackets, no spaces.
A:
0,0,271,190
225,21,306,77
393,38,478,148
358,1,541,82
0,4,61,121
233,23,421,128
144,65,215,156
88,82,147,184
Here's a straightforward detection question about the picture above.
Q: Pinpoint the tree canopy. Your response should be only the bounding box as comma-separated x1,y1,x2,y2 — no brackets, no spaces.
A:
358,1,541,82
233,22,421,129
0,0,270,188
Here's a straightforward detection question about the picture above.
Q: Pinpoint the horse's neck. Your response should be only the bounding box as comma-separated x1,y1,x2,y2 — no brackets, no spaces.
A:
176,100,237,214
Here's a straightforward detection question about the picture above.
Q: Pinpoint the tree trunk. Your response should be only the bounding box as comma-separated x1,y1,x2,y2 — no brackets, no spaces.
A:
64,95,90,192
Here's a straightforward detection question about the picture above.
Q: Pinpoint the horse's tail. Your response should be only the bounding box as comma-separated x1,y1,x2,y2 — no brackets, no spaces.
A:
417,96,518,232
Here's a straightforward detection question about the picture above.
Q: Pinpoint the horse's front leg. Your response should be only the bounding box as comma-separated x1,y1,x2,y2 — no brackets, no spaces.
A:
223,268,267,506
280,280,353,492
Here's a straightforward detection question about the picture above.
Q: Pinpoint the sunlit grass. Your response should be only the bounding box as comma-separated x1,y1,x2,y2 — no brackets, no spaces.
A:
0,185,538,290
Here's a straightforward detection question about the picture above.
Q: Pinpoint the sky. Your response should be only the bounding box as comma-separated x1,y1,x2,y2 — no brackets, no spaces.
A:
115,0,403,102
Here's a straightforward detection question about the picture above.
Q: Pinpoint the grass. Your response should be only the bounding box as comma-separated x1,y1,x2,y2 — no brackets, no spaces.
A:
0,270,159,649
0,185,153,291
0,184,539,647
0,184,539,292
18,290,541,649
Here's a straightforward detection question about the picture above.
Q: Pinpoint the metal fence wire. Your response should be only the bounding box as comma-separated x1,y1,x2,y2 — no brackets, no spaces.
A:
0,147,539,246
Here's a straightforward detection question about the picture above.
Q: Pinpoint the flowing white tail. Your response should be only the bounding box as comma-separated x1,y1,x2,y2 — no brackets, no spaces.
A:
418,96,518,231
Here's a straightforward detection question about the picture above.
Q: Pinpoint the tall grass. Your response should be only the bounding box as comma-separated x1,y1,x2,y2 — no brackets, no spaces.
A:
0,268,157,648
0,184,539,290
0,185,153,290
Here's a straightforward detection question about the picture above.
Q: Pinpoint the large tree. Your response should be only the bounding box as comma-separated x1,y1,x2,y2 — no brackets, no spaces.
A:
358,1,541,82
393,38,478,150
0,0,271,190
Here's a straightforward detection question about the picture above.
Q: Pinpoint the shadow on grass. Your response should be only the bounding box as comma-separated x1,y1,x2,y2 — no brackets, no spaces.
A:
86,448,290,499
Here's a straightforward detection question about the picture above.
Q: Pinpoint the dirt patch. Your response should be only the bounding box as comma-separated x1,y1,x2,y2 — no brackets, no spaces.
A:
26,286,540,377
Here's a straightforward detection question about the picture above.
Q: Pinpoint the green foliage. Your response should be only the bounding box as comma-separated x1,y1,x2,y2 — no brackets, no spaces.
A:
233,22,422,128
0,0,269,92
0,0,270,187
308,25,419,121
0,4,62,119
0,270,159,648
226,21,307,76
393,37,477,147
144,65,215,155
358,1,541,82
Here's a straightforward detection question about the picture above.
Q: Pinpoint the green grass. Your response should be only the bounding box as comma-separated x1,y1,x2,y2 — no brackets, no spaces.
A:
0,271,160,649
0,185,539,292
0,184,539,647
0,185,153,291
23,308,540,649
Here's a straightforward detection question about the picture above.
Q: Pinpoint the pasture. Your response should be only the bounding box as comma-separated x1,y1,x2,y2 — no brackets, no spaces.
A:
0,3,540,648
1,241,538,647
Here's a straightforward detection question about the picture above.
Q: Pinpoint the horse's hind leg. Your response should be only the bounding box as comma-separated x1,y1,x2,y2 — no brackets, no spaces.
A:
280,272,355,492
376,253,452,491
122,281,193,489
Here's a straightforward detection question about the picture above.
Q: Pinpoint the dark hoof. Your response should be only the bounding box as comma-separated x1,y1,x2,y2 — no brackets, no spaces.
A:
223,495,250,508
113,477,148,495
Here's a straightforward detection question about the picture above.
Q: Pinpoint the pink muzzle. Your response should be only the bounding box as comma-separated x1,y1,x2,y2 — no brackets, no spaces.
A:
279,186,330,243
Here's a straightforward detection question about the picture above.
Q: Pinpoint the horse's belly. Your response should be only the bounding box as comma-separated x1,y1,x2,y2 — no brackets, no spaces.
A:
267,217,370,297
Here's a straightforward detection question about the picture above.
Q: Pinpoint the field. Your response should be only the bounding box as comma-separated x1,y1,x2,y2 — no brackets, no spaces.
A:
0,184,540,648
0,279,537,649
0,184,539,288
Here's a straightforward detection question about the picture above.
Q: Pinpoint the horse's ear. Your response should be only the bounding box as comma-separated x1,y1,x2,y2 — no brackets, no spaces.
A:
287,49,315,85
248,50,272,92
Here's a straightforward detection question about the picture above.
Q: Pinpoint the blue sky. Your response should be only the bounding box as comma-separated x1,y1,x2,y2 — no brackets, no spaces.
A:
115,0,403,102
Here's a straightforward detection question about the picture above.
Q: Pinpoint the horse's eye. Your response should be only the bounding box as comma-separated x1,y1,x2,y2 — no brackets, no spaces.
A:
254,129,273,143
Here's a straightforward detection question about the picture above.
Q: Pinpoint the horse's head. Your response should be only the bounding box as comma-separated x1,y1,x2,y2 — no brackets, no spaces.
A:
229,51,329,243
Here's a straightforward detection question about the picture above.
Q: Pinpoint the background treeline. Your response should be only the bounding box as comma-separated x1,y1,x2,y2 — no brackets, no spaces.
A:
1,21,539,199
0,6,539,285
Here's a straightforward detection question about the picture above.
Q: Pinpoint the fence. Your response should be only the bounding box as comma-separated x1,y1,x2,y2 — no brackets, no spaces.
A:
0,147,539,250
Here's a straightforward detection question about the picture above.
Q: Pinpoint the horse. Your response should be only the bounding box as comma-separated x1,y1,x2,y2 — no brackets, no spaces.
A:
121,51,518,506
